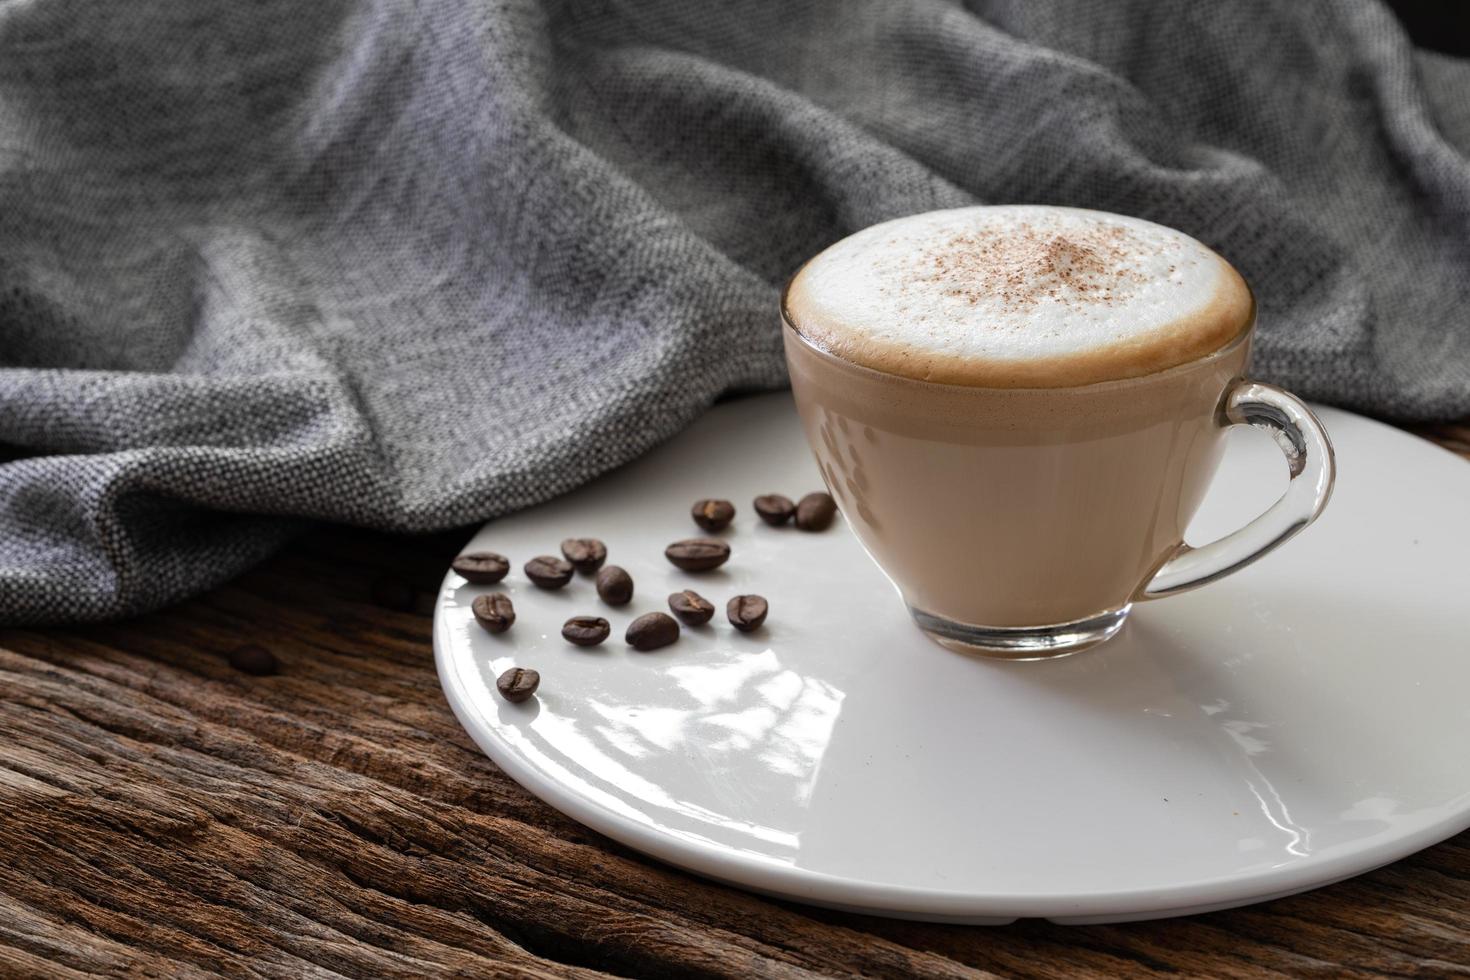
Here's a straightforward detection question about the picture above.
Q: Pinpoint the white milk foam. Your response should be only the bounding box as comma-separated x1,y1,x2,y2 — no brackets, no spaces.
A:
785,206,1251,387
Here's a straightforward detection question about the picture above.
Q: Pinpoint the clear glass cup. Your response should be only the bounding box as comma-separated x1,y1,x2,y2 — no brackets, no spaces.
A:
782,276,1334,659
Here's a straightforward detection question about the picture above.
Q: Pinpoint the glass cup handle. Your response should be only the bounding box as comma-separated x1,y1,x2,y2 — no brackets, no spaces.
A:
1140,380,1336,600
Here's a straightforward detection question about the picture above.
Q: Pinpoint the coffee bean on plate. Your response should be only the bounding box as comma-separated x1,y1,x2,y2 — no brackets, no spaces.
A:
562,615,611,646
596,565,634,605
668,589,715,625
665,538,730,571
497,667,540,703
626,612,680,651
524,555,574,589
370,573,416,612
560,537,607,574
795,492,837,531
753,494,795,526
472,593,516,633
727,594,769,632
691,499,735,532
229,644,279,676
451,551,510,584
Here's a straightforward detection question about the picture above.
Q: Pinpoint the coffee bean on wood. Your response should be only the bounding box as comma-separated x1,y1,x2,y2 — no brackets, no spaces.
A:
562,616,611,646
626,612,680,651
471,593,516,633
496,667,540,703
795,492,837,531
524,555,574,589
596,565,634,605
451,552,510,584
229,644,279,676
691,499,735,532
664,538,730,571
727,595,769,632
668,590,715,625
753,494,795,526
560,538,607,574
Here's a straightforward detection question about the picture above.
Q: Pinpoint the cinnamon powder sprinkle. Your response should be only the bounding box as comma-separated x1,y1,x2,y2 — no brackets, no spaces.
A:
899,221,1171,314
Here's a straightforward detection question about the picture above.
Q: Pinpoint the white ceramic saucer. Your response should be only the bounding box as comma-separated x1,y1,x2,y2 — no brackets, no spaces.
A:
434,394,1470,924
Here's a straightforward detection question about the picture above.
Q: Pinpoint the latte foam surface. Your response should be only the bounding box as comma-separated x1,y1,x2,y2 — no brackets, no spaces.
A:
784,206,1252,387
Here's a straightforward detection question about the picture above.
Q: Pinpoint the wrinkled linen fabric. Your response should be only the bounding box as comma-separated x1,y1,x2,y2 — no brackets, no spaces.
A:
1,0,1467,624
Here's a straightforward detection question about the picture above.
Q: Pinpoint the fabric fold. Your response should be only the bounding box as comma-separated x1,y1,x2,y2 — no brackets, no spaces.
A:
1,0,1466,623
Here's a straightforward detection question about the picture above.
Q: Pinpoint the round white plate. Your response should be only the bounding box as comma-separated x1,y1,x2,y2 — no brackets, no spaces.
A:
434,394,1470,924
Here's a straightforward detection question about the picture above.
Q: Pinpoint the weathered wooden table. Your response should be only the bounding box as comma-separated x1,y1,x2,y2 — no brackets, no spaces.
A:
3,422,1468,978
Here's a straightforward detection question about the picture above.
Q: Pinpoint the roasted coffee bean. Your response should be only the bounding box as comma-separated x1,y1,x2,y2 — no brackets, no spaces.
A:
524,555,574,589
229,644,279,676
562,615,611,646
664,538,730,571
451,551,510,584
727,594,769,632
370,574,416,612
560,537,607,574
496,667,540,703
471,593,516,633
753,493,795,526
626,612,680,651
691,499,735,532
795,492,838,531
668,589,715,625
596,565,634,605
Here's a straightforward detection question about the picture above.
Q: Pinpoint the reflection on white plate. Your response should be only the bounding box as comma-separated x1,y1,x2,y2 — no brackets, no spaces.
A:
435,394,1470,924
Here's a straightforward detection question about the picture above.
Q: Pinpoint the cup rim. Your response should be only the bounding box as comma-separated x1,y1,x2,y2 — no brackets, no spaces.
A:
779,257,1257,395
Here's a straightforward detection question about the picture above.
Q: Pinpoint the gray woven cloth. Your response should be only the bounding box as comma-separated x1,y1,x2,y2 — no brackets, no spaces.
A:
2,0,1468,625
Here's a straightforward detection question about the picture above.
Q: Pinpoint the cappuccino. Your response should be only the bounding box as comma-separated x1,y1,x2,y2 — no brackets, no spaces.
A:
781,205,1338,657
785,206,1252,388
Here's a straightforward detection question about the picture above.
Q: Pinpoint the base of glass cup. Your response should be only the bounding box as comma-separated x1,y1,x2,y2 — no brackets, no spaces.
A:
908,604,1132,660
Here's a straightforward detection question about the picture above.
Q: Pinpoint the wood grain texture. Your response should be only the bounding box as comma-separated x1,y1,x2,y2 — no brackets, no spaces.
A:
3,429,1469,979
